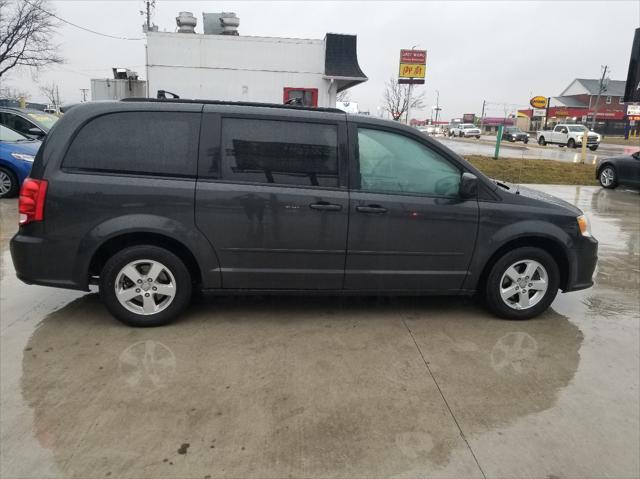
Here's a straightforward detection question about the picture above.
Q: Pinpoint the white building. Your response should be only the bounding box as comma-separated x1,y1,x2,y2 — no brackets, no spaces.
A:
145,14,367,108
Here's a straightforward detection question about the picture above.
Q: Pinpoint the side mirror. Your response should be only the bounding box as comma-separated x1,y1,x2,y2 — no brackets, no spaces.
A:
459,172,478,199
28,127,45,137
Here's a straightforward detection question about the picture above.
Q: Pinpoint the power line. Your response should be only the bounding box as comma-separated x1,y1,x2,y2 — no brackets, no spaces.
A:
24,0,144,41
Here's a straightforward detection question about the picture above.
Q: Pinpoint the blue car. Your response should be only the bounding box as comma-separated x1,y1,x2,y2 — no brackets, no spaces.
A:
0,124,41,198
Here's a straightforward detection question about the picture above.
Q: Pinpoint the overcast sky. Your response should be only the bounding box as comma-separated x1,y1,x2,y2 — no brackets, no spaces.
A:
4,0,639,120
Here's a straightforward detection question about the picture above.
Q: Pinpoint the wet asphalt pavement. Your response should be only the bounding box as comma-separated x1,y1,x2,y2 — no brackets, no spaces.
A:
0,185,639,478
438,135,638,164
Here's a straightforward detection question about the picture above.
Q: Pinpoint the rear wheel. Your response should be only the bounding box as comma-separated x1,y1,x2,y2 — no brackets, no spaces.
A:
485,247,559,320
589,145,598,151
0,168,18,198
568,138,576,148
599,166,617,189
100,245,192,327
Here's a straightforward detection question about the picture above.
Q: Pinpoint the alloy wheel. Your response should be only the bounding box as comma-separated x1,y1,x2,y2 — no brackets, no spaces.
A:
499,259,548,310
0,171,12,196
114,259,177,315
600,167,615,187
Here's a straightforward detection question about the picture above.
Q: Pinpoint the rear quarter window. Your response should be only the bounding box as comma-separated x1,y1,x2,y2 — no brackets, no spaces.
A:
62,112,200,177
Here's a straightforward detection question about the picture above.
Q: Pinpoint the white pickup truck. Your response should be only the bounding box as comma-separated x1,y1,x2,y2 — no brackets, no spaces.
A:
449,123,481,138
536,124,601,151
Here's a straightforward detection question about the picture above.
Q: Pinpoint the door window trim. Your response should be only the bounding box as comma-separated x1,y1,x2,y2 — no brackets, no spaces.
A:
348,122,464,199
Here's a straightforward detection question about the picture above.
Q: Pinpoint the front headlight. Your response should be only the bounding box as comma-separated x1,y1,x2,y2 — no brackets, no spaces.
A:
577,215,591,237
10,153,35,162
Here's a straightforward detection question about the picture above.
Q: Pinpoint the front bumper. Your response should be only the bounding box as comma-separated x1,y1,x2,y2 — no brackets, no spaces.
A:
564,236,598,292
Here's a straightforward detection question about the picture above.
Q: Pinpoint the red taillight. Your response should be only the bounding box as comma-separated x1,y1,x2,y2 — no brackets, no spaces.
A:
19,178,48,225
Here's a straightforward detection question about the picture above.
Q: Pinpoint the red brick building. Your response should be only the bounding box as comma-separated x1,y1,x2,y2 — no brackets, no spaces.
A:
519,78,634,135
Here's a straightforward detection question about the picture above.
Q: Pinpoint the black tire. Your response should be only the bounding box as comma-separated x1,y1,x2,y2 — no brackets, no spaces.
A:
538,136,546,146
523,138,529,144
568,138,576,148
484,247,560,320
0,167,18,199
99,245,192,327
476,135,481,139
589,145,598,151
598,165,617,189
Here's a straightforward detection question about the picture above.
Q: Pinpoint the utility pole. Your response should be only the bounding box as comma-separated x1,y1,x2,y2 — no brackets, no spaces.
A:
406,83,413,125
146,0,151,30
80,89,88,102
434,90,441,124
479,100,486,133
590,65,609,130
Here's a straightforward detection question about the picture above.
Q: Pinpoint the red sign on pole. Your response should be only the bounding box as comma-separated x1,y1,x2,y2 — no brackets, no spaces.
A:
400,49,427,64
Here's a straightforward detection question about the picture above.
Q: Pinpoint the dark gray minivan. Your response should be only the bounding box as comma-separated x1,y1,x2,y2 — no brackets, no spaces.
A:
10,100,598,326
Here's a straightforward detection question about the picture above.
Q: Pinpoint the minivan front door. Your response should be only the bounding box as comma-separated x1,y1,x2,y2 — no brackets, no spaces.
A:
195,111,349,290
345,125,479,292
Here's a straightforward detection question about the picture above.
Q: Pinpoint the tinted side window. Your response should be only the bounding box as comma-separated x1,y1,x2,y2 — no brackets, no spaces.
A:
357,128,460,197
63,112,200,176
221,118,339,187
3,113,36,135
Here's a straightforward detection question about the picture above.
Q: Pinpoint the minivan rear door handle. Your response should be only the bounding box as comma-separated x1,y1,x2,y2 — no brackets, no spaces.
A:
356,205,388,214
309,202,342,211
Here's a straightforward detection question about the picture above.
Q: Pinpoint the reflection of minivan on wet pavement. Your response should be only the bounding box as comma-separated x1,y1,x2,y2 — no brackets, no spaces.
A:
10,100,598,326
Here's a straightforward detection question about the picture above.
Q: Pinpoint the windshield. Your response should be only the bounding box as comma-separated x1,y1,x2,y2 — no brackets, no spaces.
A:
0,124,29,142
462,124,476,129
567,125,587,132
26,112,58,130
506,127,519,132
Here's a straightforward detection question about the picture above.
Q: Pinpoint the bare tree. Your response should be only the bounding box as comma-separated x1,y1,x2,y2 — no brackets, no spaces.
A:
382,77,425,121
0,84,29,99
336,90,351,103
0,0,63,78
39,81,60,106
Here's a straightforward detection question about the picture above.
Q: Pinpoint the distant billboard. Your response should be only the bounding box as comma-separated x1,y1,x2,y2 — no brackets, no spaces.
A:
398,49,426,85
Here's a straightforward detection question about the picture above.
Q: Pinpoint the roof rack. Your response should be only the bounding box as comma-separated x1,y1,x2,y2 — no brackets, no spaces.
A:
120,97,345,114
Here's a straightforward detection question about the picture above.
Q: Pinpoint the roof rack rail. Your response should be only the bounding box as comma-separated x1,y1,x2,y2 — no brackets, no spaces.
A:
120,97,345,114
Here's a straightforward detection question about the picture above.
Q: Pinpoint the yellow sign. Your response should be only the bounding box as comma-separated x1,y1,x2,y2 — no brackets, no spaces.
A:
399,63,426,79
530,96,548,109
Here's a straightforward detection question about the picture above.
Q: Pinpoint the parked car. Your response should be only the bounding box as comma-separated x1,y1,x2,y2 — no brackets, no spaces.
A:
10,100,598,326
419,125,442,136
502,127,529,144
536,124,600,150
0,125,40,198
450,123,481,138
596,151,640,190
0,107,59,140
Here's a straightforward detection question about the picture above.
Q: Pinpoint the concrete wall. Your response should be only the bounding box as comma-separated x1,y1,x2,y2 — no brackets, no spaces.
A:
146,32,337,106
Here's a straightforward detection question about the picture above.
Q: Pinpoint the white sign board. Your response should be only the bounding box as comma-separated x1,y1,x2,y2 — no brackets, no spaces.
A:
627,104,640,115
532,108,546,117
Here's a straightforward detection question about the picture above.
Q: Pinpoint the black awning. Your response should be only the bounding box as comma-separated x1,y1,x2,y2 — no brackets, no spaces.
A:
324,34,368,92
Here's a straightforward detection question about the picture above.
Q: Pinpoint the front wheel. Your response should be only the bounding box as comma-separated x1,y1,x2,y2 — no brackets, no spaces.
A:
568,138,576,148
100,245,192,327
589,145,598,151
523,138,529,144
599,166,617,189
484,247,559,320
476,135,481,139
0,168,18,198
538,136,546,146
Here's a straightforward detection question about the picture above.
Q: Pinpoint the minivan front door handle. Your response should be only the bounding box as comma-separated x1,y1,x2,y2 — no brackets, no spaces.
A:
356,205,388,214
309,202,342,212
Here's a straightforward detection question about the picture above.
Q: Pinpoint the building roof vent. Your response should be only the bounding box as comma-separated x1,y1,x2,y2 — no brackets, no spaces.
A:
203,12,239,35
176,11,197,33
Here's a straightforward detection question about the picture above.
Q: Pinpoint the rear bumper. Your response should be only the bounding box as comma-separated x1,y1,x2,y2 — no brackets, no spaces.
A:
564,236,598,292
10,231,87,291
